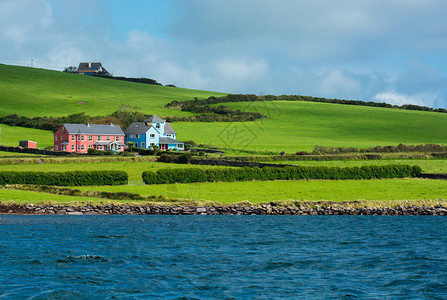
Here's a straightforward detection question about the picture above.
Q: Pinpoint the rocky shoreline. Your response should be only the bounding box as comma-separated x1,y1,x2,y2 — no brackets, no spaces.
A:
0,203,446,216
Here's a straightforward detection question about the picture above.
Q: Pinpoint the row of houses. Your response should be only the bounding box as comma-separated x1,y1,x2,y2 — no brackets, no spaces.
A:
53,115,184,153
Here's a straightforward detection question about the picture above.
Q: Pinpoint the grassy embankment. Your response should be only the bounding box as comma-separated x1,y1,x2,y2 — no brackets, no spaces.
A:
0,64,225,118
0,158,446,205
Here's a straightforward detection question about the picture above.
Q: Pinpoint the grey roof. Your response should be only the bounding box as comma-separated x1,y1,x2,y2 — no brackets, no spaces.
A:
63,124,124,135
145,115,165,123
124,122,152,134
164,123,176,135
159,137,183,144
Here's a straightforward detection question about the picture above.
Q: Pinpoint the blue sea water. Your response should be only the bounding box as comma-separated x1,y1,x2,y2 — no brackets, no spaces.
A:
0,216,446,299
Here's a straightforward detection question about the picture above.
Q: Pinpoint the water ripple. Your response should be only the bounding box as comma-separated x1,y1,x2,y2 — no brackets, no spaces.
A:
0,215,446,299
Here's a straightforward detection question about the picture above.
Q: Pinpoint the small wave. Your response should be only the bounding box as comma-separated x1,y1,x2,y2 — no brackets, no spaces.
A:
56,255,109,264
92,235,127,239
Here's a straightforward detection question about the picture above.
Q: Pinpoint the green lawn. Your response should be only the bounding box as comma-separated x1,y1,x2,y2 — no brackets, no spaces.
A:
73,178,447,203
270,159,447,174
0,64,225,118
177,101,447,152
0,188,101,204
0,151,39,157
0,124,54,148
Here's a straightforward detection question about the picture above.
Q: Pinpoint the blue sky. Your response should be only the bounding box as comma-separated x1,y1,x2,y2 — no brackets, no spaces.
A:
1,0,447,108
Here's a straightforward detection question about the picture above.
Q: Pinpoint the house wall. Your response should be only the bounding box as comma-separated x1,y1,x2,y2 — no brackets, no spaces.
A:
125,134,146,148
54,125,124,153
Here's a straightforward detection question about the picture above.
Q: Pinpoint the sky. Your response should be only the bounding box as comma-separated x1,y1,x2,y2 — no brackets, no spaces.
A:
1,0,447,108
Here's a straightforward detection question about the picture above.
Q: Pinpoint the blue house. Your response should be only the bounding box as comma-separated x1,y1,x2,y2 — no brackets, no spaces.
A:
124,115,185,151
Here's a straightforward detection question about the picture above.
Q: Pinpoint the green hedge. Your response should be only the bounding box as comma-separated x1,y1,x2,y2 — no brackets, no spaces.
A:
0,170,128,186
142,165,422,184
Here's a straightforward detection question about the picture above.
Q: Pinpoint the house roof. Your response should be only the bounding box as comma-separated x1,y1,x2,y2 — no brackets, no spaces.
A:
164,123,176,135
63,124,124,135
145,115,165,123
159,137,183,144
77,62,111,75
124,122,152,134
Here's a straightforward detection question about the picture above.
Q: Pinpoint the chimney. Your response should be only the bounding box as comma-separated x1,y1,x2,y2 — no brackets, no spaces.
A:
86,122,90,127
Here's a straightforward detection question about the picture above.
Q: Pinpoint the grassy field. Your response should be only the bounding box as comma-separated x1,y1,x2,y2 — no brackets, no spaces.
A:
176,101,447,152
0,188,101,204
0,64,225,118
0,124,54,147
72,179,447,203
0,151,40,157
2,65,447,152
270,159,447,174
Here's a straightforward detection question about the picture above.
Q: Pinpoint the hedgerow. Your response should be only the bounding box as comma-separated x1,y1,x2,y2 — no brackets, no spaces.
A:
142,165,422,184
0,170,128,186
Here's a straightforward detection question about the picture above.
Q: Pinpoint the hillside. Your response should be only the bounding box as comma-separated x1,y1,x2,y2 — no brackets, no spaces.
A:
0,64,225,117
1,64,447,152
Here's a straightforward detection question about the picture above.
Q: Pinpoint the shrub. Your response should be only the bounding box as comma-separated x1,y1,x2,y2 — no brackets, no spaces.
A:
142,164,420,184
0,170,128,186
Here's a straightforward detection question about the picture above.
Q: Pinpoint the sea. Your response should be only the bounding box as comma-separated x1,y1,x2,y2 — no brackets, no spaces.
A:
0,215,446,299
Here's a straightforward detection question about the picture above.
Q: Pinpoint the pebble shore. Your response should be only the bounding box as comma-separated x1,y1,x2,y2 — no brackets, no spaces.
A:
1,203,446,215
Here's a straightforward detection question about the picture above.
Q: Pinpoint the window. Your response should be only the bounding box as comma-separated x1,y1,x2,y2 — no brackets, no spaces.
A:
62,127,65,133
71,145,75,151
55,145,59,150
115,136,120,141
117,146,121,150
77,145,80,151
97,136,101,141
77,135,80,141
55,135,58,141
60,135,63,141
135,134,139,138
156,123,160,129
81,145,84,151
107,136,110,141
81,135,84,141
178,144,183,149
127,134,132,138
135,143,138,148
71,135,75,141
89,136,93,141
89,145,93,148
141,142,145,149
150,134,155,138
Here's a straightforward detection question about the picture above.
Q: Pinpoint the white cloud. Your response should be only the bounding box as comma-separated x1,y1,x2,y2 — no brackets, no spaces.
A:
318,70,362,98
373,91,428,106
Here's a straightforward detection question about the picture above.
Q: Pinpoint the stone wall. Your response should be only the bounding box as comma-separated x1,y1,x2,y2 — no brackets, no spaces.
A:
1,204,446,216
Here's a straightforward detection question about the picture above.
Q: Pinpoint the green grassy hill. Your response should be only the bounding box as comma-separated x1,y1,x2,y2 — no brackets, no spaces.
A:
0,64,225,117
181,101,447,152
1,64,447,152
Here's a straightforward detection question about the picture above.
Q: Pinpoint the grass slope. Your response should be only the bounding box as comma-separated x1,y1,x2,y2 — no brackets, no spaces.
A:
0,64,225,117
0,124,53,147
74,179,447,203
178,101,447,152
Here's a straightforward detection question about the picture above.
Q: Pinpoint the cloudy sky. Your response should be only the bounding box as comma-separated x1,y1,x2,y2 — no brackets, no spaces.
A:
1,0,447,107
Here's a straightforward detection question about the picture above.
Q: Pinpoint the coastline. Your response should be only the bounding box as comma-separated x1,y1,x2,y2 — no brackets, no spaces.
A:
1,203,446,216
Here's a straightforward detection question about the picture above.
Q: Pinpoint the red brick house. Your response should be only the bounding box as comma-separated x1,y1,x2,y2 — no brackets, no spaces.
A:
54,123,125,153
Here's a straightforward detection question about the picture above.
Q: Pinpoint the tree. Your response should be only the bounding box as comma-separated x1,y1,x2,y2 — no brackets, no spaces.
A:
63,66,78,73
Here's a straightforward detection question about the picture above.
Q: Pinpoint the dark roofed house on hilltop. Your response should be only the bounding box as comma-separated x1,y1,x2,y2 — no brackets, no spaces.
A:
76,62,111,76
